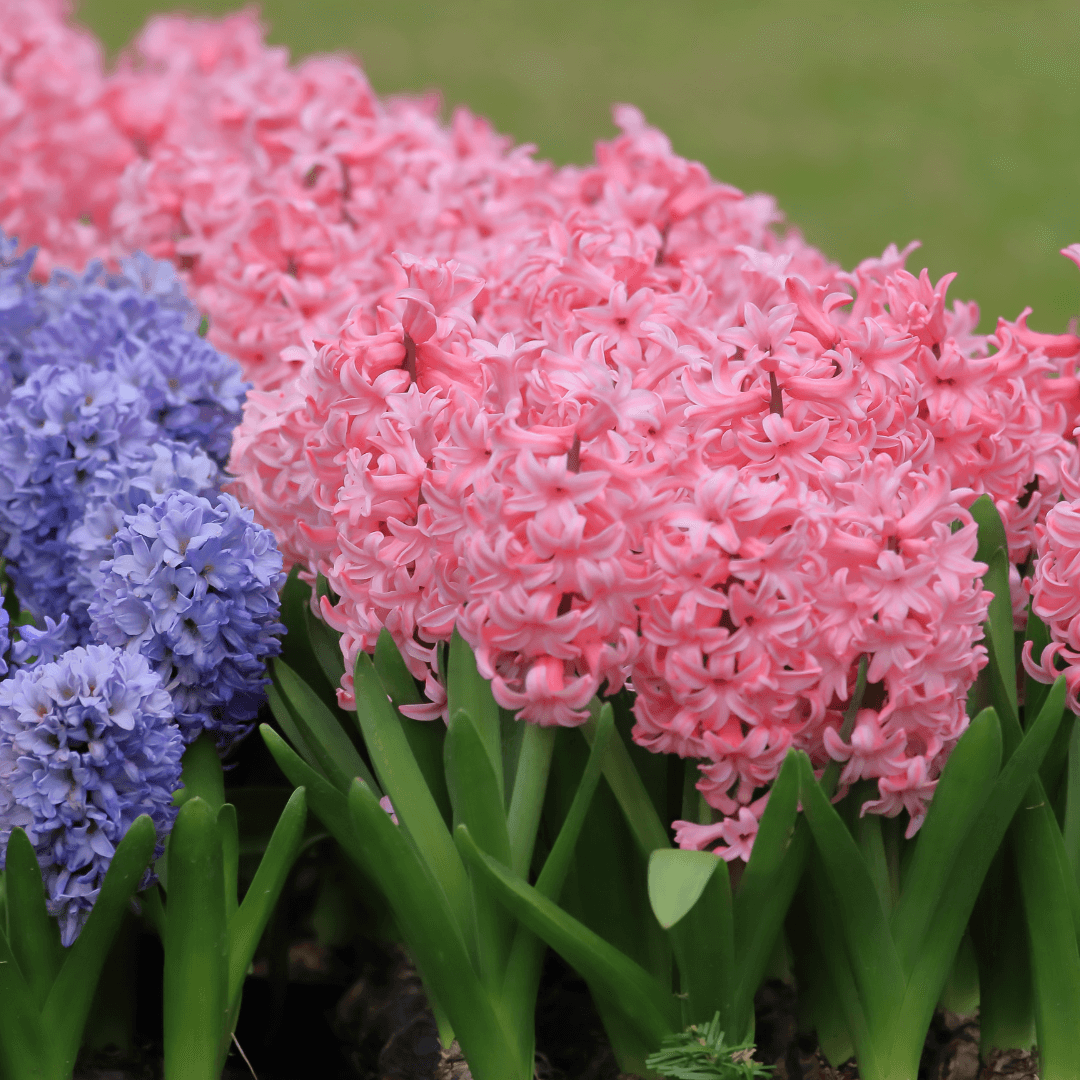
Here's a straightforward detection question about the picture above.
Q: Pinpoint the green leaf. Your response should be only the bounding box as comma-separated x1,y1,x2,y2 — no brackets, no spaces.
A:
278,566,338,709
1065,721,1080,888
666,856,736,1031
446,629,503,802
373,628,424,707
304,593,347,690
162,797,229,1080
648,850,722,931
0,921,53,1079
801,866,883,1077
374,630,453,827
352,652,476,961
44,815,157,1078
227,787,307,1005
580,701,671,858
732,749,807,1025
444,706,514,986
891,707,1002,975
796,752,905,1024
1013,778,1080,1076
266,681,324,776
455,823,681,1047
895,683,1067,1058
261,726,373,873
983,547,1018,725
970,493,1009,566
1023,603,1054,728
5,827,63,1010
348,781,528,1080
272,658,381,797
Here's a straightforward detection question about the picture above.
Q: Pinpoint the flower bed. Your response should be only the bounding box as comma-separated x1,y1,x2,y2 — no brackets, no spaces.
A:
2,4,1080,1080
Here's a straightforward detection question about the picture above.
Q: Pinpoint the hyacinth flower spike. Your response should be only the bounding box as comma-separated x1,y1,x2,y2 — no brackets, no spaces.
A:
264,617,619,1080
143,735,308,1080
789,496,1069,1080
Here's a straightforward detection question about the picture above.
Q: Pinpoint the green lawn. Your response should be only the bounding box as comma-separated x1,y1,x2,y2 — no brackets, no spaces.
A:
77,0,1080,334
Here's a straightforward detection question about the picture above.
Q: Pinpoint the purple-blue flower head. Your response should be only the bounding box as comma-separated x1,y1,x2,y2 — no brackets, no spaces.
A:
0,644,182,945
0,362,158,626
90,490,286,747
2,235,248,466
0,235,44,407
0,598,9,678
67,440,221,626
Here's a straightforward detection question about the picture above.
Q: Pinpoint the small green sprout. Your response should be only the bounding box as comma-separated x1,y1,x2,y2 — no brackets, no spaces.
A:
645,1014,774,1080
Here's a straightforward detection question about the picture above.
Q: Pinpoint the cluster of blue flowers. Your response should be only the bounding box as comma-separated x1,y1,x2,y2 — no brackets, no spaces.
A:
92,491,286,745
0,234,286,941
0,645,183,946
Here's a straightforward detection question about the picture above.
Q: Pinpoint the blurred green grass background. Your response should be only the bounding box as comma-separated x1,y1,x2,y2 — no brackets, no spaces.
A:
77,0,1080,333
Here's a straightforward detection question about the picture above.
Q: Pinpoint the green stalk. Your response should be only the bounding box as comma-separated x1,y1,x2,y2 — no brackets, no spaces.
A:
162,797,228,1080
506,722,557,878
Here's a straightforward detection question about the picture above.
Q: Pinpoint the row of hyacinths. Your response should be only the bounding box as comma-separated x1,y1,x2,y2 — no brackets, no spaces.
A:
4,0,1080,904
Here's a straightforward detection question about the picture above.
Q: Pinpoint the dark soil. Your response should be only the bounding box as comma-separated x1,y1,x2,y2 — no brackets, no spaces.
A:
74,937,1040,1080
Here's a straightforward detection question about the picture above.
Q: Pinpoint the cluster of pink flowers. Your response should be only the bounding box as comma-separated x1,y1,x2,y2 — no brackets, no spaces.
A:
6,2,1080,856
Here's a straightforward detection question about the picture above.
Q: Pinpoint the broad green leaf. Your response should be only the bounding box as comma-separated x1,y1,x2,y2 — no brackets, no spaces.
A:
5,828,62,1010
0,919,53,1079
892,707,1002,975
971,493,1009,565
348,782,528,1080
261,726,374,875
267,681,324,776
374,627,424,707
732,749,807,1020
446,629,503,801
162,797,229,1080
796,752,905,1024
666,856,735,1031
455,823,681,1046
801,868,882,1075
374,629,452,826
44,815,157,1077
227,787,307,1005
580,702,671,858
1013,778,1080,1076
352,652,476,961
896,682,1066,1058
273,658,381,797
647,850,720,930
445,706,514,986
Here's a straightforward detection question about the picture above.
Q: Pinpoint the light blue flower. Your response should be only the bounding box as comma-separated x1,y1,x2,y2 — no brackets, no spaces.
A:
91,490,286,747
0,644,182,945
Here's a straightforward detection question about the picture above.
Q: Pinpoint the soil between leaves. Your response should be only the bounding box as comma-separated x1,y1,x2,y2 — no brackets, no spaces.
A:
73,936,1040,1080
